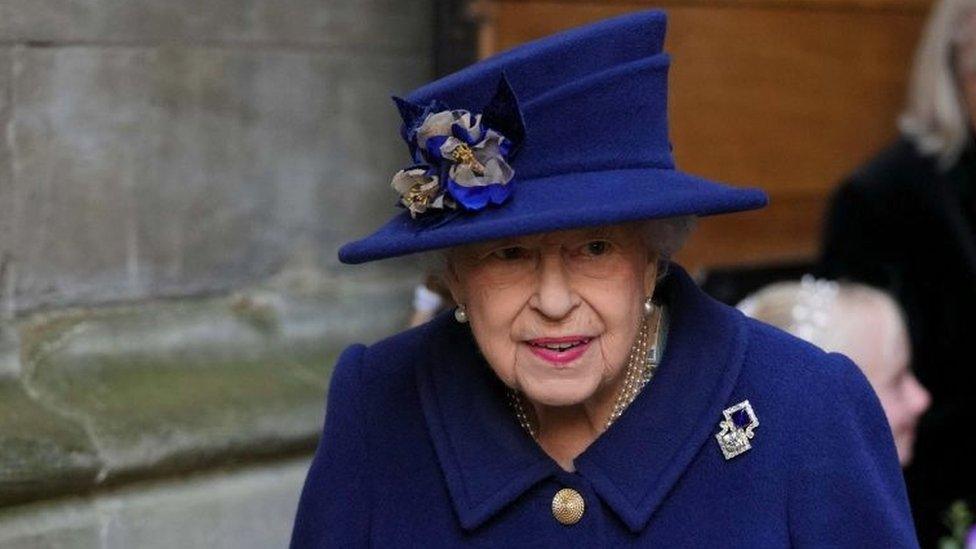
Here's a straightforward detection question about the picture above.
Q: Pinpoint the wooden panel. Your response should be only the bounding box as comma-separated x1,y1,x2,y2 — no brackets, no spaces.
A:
675,191,828,276
480,0,930,271
486,0,930,10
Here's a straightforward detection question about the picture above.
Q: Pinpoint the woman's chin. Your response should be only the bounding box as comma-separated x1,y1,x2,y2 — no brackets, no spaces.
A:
513,346,621,407
518,376,603,407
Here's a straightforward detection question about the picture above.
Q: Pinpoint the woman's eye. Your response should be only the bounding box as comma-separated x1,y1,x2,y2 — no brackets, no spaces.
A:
490,247,528,261
582,241,612,256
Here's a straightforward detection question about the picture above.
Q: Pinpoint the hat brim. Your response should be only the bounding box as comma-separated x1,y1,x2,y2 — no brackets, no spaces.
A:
338,168,767,264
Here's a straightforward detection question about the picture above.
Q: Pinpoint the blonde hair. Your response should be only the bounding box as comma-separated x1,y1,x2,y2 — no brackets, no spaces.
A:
900,0,976,170
737,277,909,364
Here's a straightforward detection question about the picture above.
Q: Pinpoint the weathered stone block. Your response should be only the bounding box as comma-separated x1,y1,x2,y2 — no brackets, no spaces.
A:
0,325,103,505
0,383,102,506
0,501,104,549
0,457,309,549
3,276,411,502
0,0,433,53
2,45,429,313
0,48,13,321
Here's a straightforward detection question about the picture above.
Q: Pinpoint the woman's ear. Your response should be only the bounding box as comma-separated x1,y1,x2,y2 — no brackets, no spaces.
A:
643,253,660,296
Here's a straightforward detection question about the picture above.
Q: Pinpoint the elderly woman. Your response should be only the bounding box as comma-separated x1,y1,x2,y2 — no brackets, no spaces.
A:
819,0,976,542
292,11,916,547
737,278,931,467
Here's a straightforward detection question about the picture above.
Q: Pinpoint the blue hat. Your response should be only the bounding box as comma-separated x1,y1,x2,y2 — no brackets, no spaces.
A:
338,10,767,264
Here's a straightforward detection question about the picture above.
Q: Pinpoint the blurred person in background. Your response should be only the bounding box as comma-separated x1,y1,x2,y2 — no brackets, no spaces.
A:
738,277,931,467
819,0,976,543
408,275,451,328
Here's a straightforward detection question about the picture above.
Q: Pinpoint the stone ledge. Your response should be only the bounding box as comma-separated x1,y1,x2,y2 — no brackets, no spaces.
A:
0,456,310,549
0,274,414,506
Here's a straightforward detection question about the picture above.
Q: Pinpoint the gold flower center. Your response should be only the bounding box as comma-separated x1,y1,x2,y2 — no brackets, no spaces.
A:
451,143,486,176
405,183,431,207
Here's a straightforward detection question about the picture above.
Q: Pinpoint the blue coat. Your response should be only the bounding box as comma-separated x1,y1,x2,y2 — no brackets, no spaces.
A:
291,265,918,547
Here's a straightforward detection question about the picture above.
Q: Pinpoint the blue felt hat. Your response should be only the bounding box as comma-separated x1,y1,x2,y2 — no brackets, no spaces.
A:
338,10,767,264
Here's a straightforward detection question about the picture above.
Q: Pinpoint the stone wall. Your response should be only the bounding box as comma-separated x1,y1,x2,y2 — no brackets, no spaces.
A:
0,1,434,547
0,0,431,315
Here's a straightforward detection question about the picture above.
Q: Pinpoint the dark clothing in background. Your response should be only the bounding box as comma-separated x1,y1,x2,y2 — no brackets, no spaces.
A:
819,136,976,547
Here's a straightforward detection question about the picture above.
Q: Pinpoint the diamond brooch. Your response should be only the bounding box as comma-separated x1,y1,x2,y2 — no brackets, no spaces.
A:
715,400,759,460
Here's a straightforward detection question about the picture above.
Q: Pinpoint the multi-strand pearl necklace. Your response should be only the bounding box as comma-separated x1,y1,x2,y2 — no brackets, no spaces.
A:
507,306,668,438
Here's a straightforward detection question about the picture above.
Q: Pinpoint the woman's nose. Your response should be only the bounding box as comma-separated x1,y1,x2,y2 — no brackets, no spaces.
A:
531,252,577,320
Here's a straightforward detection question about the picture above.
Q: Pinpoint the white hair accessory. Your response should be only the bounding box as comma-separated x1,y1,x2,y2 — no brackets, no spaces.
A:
790,275,839,341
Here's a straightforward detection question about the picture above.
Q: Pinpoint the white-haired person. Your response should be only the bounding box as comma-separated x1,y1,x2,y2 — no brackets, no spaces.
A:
819,0,976,543
737,277,931,467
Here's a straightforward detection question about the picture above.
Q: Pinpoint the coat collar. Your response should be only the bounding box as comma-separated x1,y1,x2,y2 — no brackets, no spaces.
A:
416,263,749,532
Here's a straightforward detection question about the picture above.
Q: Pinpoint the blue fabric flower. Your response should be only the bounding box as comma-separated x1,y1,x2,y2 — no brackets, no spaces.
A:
390,75,525,217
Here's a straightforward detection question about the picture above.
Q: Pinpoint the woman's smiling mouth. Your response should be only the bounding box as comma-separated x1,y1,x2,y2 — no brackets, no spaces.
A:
525,336,594,365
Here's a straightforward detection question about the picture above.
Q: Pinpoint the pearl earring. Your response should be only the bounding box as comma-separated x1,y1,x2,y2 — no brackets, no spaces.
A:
454,304,469,323
643,296,656,318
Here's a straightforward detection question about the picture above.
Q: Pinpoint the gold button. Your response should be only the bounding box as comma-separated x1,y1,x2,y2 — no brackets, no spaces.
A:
551,488,585,525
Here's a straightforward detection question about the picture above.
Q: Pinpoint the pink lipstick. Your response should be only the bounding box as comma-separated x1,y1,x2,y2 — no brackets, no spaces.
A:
526,336,593,366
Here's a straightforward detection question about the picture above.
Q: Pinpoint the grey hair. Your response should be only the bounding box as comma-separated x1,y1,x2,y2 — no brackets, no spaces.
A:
640,216,697,283
899,0,976,170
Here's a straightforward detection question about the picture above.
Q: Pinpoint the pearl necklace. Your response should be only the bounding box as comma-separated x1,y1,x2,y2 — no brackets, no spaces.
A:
507,306,668,438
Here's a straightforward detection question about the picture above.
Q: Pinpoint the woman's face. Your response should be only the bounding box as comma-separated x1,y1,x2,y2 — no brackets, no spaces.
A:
840,304,931,466
445,223,657,408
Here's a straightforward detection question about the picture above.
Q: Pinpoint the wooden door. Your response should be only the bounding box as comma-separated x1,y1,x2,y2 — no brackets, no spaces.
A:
477,0,932,273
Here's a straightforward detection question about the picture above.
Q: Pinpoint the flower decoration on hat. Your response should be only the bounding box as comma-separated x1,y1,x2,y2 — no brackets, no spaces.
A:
391,75,526,217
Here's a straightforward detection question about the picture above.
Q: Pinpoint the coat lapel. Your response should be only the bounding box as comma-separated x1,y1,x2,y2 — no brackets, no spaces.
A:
416,263,749,532
415,313,558,530
575,264,749,532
